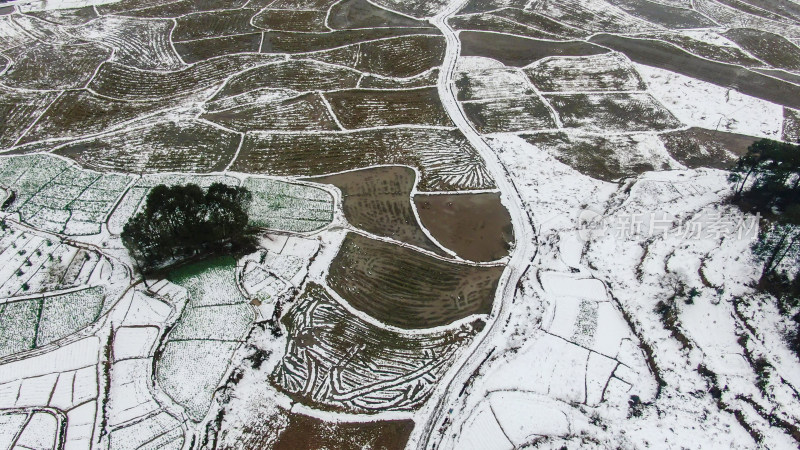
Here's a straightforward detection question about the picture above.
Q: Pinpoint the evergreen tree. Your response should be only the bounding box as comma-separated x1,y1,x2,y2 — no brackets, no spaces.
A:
730,139,800,277
121,183,255,272
732,140,800,358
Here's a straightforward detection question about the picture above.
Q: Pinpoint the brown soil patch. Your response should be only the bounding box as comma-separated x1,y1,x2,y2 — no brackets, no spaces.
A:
327,232,503,328
660,127,758,169
274,413,414,450
324,87,453,128
307,166,448,254
415,192,512,262
460,30,608,66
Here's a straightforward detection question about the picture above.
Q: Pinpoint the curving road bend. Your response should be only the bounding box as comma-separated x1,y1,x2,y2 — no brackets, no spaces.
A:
414,1,540,448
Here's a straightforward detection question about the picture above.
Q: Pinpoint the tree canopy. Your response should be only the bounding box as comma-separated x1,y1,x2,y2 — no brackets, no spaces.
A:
121,183,256,271
730,139,800,357
729,139,800,278
730,138,800,221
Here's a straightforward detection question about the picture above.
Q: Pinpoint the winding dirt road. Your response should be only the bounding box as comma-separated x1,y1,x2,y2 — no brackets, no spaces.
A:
413,1,540,448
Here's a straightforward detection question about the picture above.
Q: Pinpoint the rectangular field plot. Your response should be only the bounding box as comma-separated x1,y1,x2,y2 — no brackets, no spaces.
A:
327,233,503,328
55,120,240,175
157,257,252,420
462,96,556,133
308,166,447,254
202,92,340,132
0,154,133,235
243,177,334,232
354,35,446,78
525,53,646,92
520,131,675,181
273,282,481,412
0,286,105,358
324,87,453,129
35,286,105,346
0,226,106,298
234,129,495,191
456,67,534,101
543,92,682,132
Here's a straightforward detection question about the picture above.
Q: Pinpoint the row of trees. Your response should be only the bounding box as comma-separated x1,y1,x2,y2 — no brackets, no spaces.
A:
121,183,257,272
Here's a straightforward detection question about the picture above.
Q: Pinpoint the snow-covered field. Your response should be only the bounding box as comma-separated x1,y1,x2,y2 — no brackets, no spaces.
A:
1,0,800,448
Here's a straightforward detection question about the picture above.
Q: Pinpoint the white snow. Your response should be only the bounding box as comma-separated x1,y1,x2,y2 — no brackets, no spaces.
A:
15,0,120,12
14,412,58,450
15,374,59,408
637,63,784,138
0,413,27,448
64,401,97,450
0,337,99,384
113,326,159,361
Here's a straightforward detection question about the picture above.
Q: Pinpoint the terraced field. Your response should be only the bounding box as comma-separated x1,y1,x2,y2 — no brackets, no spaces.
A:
4,0,798,449
233,129,495,191
309,166,447,254
327,233,503,329
273,282,481,411
55,120,241,173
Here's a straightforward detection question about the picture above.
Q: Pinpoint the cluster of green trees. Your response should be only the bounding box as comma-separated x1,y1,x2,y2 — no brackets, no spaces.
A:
730,139,800,355
121,183,257,272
